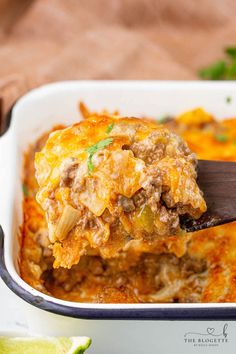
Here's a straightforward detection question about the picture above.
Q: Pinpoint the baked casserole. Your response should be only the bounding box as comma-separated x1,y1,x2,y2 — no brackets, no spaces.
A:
19,105,236,303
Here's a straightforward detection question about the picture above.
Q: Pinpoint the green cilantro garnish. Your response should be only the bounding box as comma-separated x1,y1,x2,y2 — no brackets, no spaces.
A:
106,122,114,134
22,183,29,197
199,46,236,80
225,47,236,59
215,134,228,142
86,138,113,155
226,96,232,104
85,138,113,173
199,61,226,80
87,155,94,173
156,115,172,124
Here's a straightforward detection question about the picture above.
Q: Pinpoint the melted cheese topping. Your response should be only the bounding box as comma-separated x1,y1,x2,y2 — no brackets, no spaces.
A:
35,114,206,268
19,106,236,303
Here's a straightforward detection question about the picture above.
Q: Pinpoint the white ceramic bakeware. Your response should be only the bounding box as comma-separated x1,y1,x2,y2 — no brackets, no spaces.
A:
1,81,236,354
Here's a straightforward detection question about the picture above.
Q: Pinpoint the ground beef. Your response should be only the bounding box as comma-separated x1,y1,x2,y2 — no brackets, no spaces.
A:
132,189,147,208
139,164,162,210
159,206,180,233
131,132,166,165
76,209,93,230
60,158,79,187
130,130,195,166
117,195,135,212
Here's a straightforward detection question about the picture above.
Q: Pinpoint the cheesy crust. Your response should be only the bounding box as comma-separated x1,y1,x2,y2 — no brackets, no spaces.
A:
35,113,206,268
19,106,236,303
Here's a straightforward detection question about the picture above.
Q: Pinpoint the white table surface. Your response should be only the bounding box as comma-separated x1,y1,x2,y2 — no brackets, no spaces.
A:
0,279,28,334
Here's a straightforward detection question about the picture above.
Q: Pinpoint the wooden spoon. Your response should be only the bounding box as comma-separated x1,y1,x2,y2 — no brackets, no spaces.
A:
180,160,236,232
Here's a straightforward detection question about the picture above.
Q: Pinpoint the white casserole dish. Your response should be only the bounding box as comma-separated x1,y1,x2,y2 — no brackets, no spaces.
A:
1,81,236,353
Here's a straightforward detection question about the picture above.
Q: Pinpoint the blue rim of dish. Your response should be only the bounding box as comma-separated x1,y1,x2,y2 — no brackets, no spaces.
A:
1,226,236,320
1,99,236,320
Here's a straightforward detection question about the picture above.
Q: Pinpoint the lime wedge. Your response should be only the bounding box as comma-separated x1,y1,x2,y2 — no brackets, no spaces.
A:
0,336,91,354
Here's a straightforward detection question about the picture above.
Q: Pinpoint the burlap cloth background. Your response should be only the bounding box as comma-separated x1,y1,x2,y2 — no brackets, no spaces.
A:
0,0,235,120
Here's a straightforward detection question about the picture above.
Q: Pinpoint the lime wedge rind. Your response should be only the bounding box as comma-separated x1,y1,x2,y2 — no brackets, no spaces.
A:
68,336,92,354
0,336,91,354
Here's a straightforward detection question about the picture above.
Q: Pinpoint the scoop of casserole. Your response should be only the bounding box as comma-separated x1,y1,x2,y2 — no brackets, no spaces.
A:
35,112,206,268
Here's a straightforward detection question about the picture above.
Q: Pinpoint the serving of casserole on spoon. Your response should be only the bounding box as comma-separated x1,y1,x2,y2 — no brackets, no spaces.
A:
35,107,208,269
